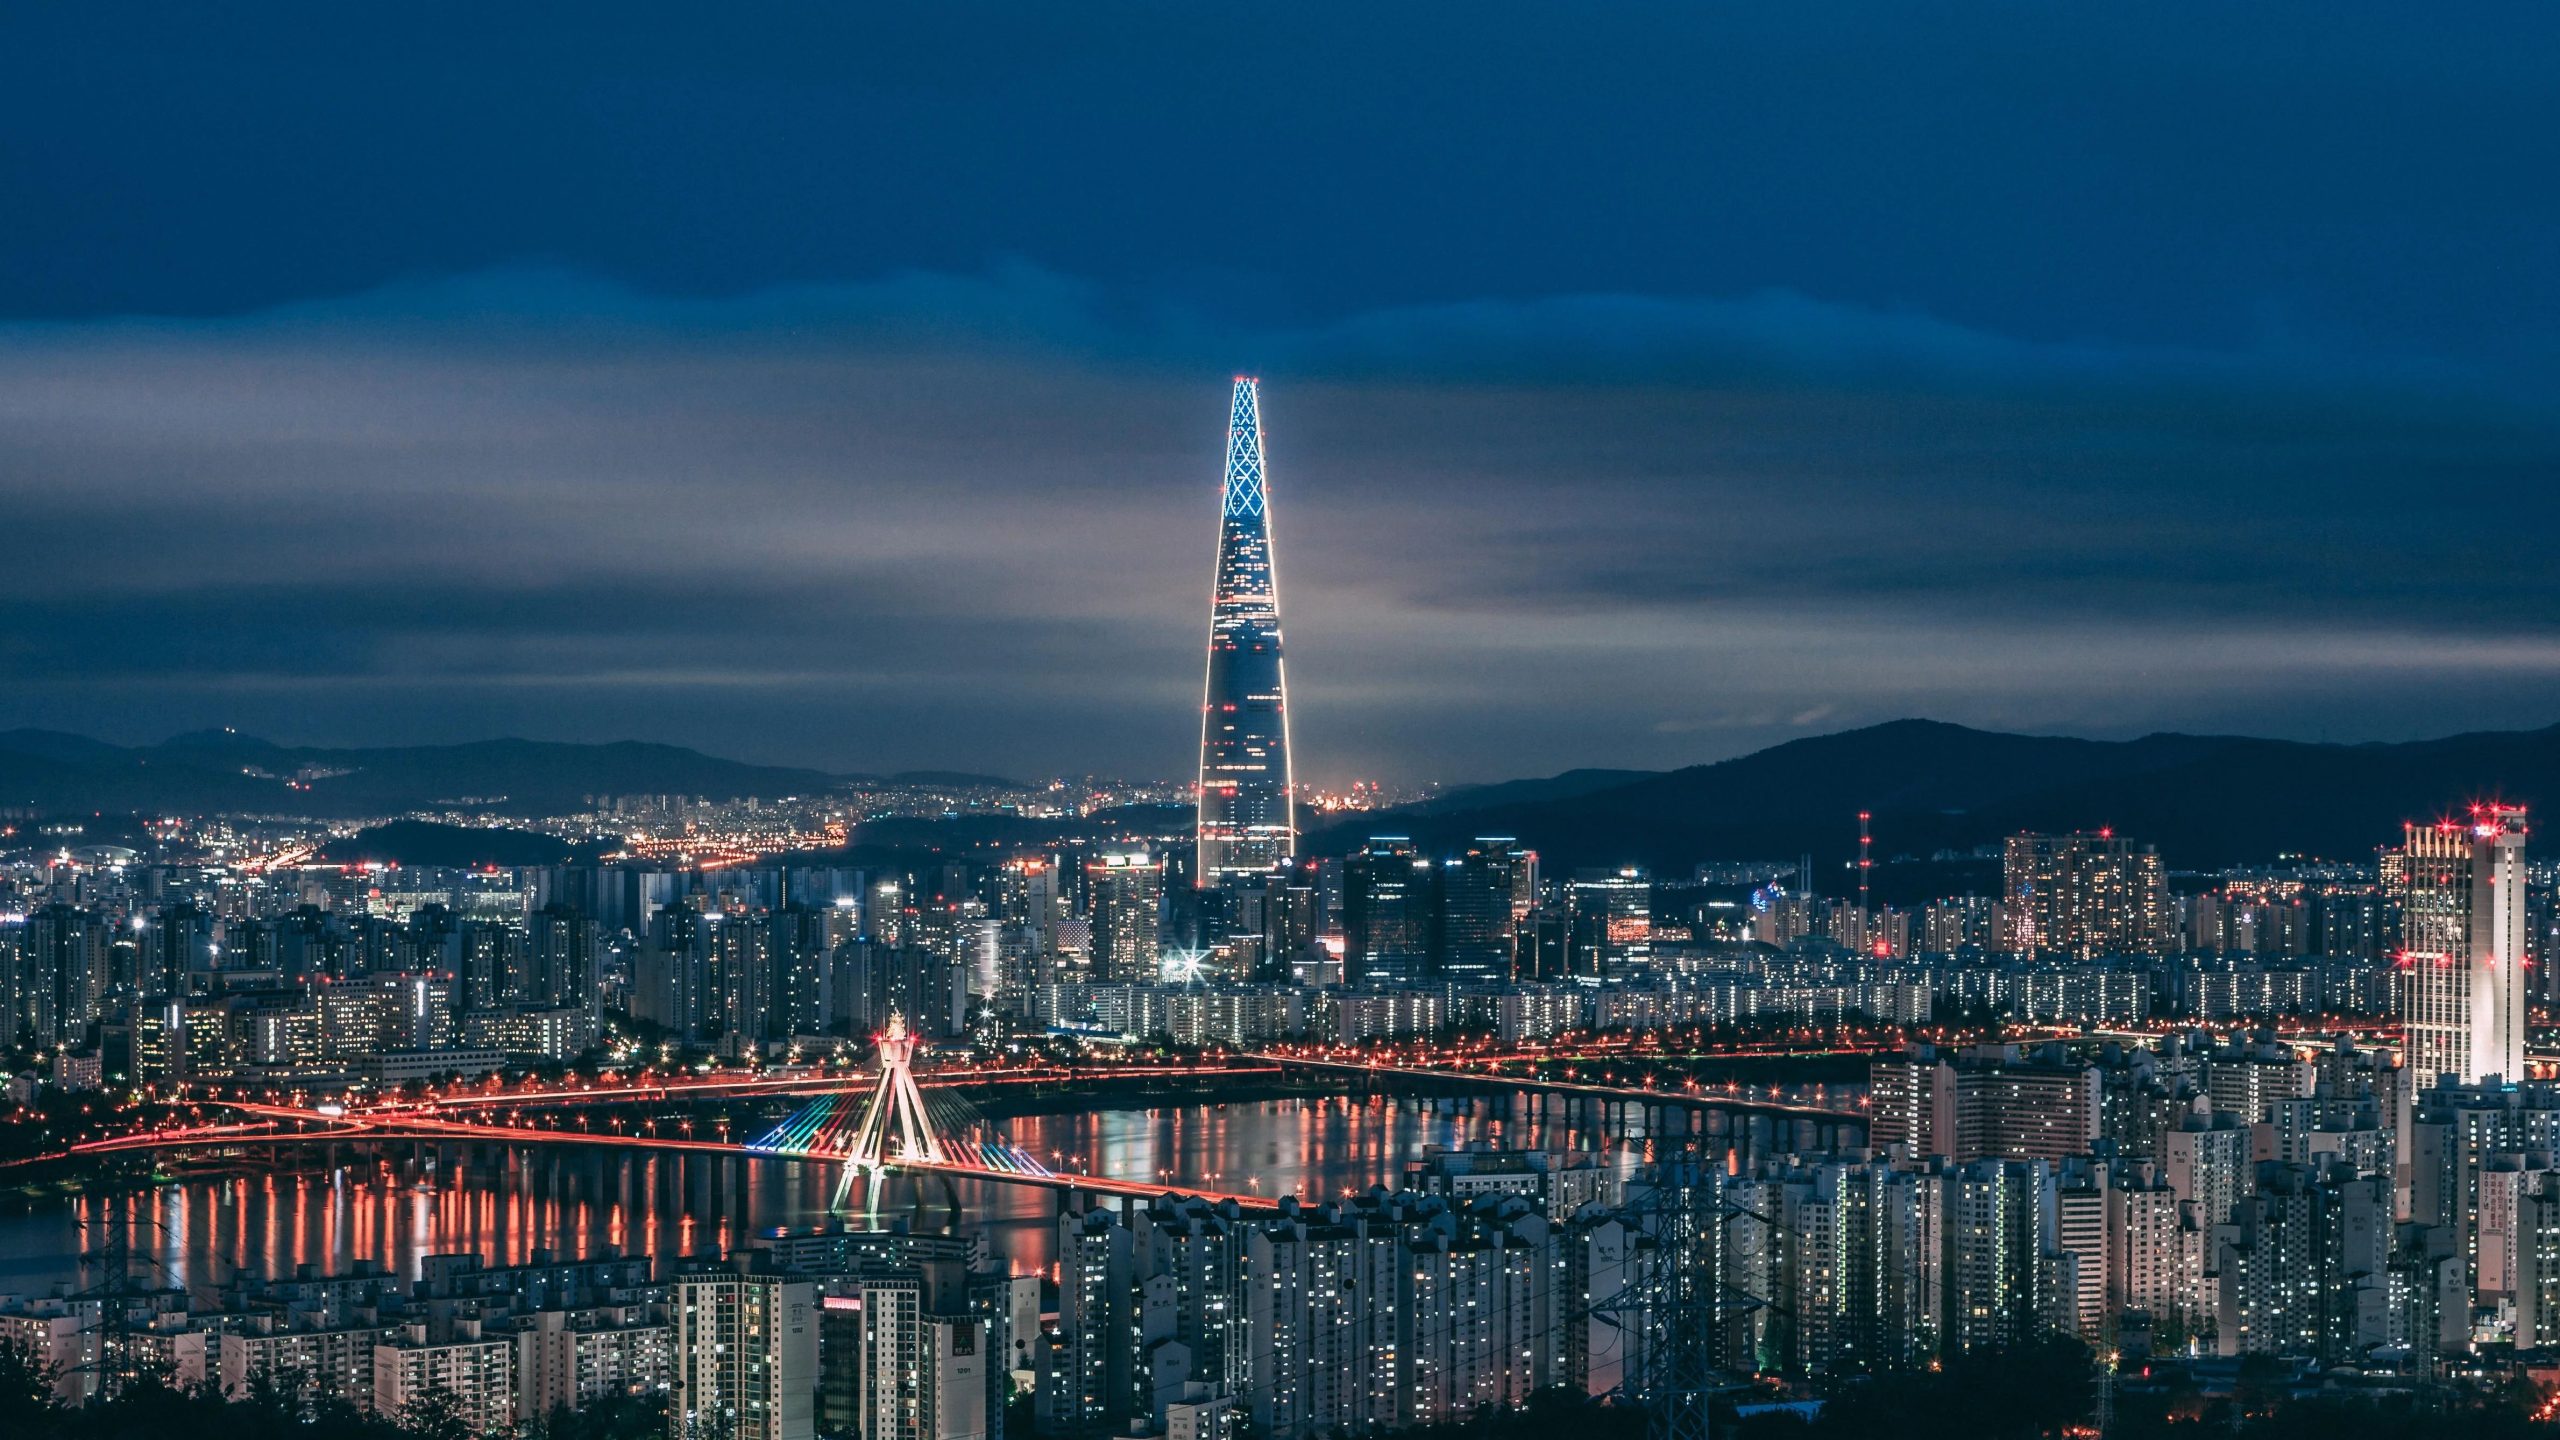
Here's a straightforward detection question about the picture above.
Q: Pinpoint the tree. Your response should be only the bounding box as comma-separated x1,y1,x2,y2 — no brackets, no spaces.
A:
396,1381,477,1440
0,1339,60,1440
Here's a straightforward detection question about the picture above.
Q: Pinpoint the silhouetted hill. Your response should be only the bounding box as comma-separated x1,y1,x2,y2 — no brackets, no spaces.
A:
319,821,577,868
887,769,1025,790
0,732,854,816
1306,718,2560,873
0,729,128,764
1413,769,1659,815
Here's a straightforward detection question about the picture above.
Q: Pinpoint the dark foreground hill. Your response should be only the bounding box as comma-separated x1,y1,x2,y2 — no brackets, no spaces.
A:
318,820,579,868
1307,718,2560,874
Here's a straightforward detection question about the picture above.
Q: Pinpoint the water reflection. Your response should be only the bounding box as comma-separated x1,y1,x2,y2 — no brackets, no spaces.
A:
0,1092,1728,1293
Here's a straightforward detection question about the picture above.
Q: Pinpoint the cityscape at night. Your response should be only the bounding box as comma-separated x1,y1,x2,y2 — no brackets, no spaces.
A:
9,9,2560,1440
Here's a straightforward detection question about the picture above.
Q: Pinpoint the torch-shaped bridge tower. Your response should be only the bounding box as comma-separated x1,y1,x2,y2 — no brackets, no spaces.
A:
845,1011,945,1172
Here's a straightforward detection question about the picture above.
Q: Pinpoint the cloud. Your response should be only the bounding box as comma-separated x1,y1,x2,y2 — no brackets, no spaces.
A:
5,265,2560,779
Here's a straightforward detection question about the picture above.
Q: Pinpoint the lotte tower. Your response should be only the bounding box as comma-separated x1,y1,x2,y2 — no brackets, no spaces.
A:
1194,377,1295,886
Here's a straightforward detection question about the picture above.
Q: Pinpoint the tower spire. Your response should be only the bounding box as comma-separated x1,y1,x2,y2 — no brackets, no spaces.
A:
1196,378,1295,887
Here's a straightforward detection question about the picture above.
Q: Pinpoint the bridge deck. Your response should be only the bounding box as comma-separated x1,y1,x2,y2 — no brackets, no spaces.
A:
1254,1052,1865,1122
14,1104,1282,1210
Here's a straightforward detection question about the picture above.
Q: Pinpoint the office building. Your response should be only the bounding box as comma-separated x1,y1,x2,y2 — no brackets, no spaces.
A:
1437,840,1531,985
1566,869,1650,978
1342,840,1430,989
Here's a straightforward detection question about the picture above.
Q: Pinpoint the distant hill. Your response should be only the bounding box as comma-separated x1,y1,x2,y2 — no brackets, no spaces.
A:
1305,718,2560,874
0,730,857,817
1411,768,1660,815
319,820,576,868
887,769,1025,790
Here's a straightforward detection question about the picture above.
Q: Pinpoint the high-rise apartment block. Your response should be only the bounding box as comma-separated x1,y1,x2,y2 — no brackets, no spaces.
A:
673,1269,819,1440
1086,851,1164,984
2002,832,2169,959
2399,806,2528,1086
1869,1044,2103,1162
373,1320,518,1437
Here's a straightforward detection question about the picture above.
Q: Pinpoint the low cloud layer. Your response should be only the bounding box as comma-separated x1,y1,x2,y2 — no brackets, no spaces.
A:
6,268,2559,783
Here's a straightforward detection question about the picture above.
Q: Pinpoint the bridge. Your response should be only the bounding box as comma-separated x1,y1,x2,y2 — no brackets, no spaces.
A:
15,1013,1287,1211
14,1026,1872,1201
372,1057,1286,1116
1253,1050,1868,1124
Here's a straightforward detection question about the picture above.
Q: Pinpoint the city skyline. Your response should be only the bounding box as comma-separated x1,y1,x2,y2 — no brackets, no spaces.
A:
12,10,2560,1436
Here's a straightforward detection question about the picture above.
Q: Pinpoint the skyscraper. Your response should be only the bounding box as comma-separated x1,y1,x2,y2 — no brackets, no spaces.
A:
1439,839,1533,985
1196,377,1295,887
2400,805,2529,1086
1342,838,1429,989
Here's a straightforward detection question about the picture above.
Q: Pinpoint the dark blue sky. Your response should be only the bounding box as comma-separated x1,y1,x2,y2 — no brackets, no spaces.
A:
5,4,2558,782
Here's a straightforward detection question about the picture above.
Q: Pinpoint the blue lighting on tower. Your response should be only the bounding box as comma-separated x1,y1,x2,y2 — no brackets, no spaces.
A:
1196,377,1296,887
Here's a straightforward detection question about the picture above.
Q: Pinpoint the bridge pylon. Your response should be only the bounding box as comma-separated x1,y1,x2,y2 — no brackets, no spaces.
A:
845,1012,946,1172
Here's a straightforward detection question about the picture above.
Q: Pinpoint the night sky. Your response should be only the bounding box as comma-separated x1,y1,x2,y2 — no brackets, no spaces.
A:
6,5,2558,784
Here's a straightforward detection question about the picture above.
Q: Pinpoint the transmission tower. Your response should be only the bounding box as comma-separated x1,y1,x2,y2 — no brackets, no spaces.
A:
1856,812,1873,924
1596,1144,1780,1440
2093,1312,2118,1439
72,1196,174,1403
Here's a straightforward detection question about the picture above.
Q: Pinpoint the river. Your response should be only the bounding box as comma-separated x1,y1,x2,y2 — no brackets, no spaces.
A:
0,1090,1843,1295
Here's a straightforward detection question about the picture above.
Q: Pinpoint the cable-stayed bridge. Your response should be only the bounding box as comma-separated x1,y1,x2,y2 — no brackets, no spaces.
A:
15,1013,1287,1210
10,1026,1866,1208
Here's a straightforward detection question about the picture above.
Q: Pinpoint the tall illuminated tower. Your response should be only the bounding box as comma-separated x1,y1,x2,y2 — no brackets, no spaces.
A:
1195,377,1295,886
2400,804,2529,1085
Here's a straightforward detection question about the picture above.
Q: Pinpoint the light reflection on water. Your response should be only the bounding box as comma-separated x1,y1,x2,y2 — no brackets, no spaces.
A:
0,1092,1770,1293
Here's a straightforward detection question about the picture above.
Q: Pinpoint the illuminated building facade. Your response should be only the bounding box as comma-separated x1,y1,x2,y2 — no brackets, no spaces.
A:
1086,851,1163,983
1343,838,1429,989
1438,839,1533,985
1567,868,1651,979
2400,805,2529,1086
2001,832,2168,959
1195,377,1295,886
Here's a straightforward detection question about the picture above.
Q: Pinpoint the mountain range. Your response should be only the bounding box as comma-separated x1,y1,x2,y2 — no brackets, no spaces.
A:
9,719,2560,877
0,729,1014,817
1309,718,2560,874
